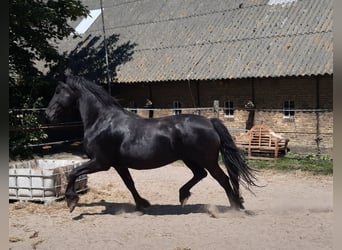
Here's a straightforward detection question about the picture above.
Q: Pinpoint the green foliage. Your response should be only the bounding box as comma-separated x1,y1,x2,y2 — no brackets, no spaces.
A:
9,0,89,83
9,97,48,160
9,0,89,159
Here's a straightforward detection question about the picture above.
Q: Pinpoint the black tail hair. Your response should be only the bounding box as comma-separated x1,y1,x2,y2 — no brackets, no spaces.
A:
210,118,258,196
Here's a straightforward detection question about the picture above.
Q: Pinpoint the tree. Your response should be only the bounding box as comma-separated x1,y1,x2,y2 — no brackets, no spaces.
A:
9,0,89,159
9,0,89,86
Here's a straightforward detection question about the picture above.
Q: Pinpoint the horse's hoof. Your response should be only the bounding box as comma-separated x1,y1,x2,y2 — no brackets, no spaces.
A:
229,202,241,211
66,196,80,213
230,204,245,211
179,191,191,206
180,196,190,207
136,198,151,211
230,196,244,211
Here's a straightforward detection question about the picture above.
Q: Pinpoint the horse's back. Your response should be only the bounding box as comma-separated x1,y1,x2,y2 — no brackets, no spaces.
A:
159,114,221,162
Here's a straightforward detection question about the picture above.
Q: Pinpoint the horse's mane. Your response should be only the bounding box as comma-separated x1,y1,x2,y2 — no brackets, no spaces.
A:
66,75,122,108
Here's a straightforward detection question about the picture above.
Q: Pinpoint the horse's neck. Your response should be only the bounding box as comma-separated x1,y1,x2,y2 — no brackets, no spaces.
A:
78,93,123,130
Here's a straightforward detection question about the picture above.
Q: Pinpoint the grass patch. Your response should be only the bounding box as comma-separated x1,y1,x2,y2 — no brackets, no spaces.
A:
246,153,333,175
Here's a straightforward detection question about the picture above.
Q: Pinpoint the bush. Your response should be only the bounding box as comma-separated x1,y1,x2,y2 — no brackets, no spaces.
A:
9,97,48,160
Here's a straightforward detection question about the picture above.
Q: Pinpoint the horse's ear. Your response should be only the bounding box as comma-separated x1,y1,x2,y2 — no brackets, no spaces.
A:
64,68,72,77
60,69,73,84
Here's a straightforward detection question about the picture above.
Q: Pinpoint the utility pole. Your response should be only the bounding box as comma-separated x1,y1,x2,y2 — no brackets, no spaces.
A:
100,0,111,95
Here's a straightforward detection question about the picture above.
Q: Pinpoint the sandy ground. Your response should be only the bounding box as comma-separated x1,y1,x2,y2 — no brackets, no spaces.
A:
9,159,333,250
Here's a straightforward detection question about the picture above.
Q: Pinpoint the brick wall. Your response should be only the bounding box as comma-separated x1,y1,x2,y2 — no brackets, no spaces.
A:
112,75,333,154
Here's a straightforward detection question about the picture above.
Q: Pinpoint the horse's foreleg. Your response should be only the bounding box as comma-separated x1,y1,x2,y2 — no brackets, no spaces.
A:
114,166,151,211
179,161,208,206
65,159,108,212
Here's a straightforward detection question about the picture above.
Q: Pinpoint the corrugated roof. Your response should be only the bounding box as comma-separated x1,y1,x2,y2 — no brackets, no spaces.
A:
59,0,333,83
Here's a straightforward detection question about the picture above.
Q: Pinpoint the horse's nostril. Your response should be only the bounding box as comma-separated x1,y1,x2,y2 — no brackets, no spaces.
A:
45,109,51,120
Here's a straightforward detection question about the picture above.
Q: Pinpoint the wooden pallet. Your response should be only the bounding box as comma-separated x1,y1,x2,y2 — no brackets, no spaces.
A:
235,125,289,160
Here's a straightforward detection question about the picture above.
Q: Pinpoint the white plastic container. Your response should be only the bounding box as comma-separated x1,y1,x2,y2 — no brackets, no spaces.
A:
9,159,88,203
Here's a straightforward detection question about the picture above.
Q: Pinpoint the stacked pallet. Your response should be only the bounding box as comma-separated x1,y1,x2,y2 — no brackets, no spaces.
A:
235,125,289,160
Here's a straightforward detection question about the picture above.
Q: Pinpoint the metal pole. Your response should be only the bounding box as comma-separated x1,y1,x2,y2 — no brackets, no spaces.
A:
100,0,111,95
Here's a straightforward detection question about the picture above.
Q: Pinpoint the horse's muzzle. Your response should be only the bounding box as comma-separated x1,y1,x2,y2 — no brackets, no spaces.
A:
45,106,58,123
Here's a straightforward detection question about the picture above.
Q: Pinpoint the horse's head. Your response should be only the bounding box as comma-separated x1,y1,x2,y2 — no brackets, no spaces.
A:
45,80,79,122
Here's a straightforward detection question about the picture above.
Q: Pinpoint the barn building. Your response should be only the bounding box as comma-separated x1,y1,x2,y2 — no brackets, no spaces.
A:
58,0,333,154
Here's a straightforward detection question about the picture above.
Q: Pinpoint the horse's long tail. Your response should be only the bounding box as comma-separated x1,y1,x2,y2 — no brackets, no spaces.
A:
210,118,258,196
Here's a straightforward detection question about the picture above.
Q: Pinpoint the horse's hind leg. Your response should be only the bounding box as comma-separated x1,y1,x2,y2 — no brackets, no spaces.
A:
205,163,243,210
179,160,208,206
114,166,151,211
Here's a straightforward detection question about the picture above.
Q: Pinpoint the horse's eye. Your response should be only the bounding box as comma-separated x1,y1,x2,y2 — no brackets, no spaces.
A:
56,86,64,94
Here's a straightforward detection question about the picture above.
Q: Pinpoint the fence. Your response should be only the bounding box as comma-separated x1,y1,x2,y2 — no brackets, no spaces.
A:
9,106,333,155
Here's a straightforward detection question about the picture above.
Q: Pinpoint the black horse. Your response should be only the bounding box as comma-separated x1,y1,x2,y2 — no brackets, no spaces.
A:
45,75,257,213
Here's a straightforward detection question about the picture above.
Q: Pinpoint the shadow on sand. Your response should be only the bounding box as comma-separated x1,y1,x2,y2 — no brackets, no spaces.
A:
71,199,248,220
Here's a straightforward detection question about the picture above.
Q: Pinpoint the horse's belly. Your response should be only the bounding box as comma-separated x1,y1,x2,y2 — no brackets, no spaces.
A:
121,145,177,169
129,158,177,169
123,152,177,169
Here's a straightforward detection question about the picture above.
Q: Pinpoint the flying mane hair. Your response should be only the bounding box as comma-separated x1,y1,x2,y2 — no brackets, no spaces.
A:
66,75,122,108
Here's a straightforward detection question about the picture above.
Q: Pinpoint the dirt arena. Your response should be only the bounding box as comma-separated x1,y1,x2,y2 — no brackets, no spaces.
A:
9,160,333,250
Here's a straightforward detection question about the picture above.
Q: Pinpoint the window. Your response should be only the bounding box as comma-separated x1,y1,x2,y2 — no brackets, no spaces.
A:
173,101,182,115
283,100,295,119
224,101,234,118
